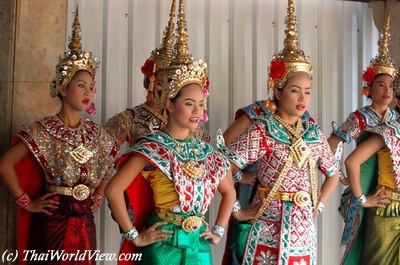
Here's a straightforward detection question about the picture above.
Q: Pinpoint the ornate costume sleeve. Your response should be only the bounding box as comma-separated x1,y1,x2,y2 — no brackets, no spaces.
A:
224,121,269,169
317,129,339,177
104,109,135,145
332,112,362,143
367,121,400,186
97,128,120,182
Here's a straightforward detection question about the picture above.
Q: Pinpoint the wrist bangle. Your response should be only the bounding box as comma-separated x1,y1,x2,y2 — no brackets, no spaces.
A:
232,200,241,213
317,201,325,213
355,194,367,207
211,224,225,238
122,227,139,241
16,193,31,208
232,171,243,183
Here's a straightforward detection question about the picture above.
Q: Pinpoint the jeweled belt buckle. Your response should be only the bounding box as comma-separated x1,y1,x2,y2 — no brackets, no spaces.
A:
293,191,311,207
181,216,203,232
72,184,90,201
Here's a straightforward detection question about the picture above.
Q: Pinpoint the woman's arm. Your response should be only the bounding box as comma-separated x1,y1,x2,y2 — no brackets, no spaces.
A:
202,168,236,244
224,115,258,184
105,154,171,246
315,171,340,216
327,135,343,153
0,142,30,197
345,134,391,207
105,155,148,232
224,115,251,145
0,142,58,214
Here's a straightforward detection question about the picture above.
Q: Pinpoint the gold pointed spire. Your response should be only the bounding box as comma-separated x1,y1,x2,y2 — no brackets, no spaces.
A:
172,0,192,66
152,0,177,71
282,0,299,56
378,9,391,59
50,6,99,97
363,9,397,85
160,0,208,102
267,0,312,94
68,6,82,52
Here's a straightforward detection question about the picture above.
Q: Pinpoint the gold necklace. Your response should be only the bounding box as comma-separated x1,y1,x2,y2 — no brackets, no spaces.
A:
272,114,309,168
272,114,302,139
142,103,167,125
164,129,205,180
57,114,93,164
368,105,389,123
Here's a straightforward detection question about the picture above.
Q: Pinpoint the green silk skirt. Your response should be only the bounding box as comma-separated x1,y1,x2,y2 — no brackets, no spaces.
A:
361,209,400,265
140,214,212,265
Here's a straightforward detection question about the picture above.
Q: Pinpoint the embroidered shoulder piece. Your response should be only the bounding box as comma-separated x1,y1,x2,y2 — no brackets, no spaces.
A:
255,112,320,144
215,129,247,169
359,106,399,127
236,100,314,124
133,131,213,178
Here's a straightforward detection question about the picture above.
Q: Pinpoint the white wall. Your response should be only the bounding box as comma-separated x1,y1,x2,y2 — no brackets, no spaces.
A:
66,0,382,264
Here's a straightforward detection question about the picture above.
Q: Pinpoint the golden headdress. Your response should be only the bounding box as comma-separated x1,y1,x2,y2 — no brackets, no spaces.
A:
141,0,177,108
50,8,99,97
162,0,208,102
266,0,312,110
393,72,400,97
362,10,397,96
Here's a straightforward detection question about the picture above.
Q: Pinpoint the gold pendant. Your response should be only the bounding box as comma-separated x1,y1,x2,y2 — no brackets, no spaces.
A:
182,161,205,180
70,144,94,164
290,138,310,168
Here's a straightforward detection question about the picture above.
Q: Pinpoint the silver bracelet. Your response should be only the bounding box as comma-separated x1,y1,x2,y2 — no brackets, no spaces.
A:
122,227,139,241
232,200,241,213
232,171,243,182
211,224,225,238
317,201,325,214
355,194,367,207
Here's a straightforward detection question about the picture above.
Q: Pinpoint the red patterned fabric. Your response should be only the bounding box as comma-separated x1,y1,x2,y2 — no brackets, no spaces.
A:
13,137,44,265
117,154,154,265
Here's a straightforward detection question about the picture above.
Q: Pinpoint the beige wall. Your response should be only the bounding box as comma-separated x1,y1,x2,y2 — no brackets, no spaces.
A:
386,0,400,67
0,0,67,261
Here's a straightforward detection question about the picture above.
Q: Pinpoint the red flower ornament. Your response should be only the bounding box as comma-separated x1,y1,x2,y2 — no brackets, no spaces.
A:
362,67,376,83
141,59,155,78
269,59,286,80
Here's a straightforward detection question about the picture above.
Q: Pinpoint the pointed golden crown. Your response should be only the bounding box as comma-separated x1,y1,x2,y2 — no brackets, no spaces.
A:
151,0,177,72
50,7,99,97
268,0,312,91
162,0,208,101
363,10,397,84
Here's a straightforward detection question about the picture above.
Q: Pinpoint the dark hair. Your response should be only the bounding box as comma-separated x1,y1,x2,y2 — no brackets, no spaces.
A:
143,76,150,90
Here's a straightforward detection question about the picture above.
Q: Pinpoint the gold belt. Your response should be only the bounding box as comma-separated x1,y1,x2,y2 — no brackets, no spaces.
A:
156,208,204,233
258,186,311,208
46,184,91,201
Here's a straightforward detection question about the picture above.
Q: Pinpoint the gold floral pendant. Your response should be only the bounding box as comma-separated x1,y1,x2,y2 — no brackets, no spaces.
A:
182,161,205,180
70,144,94,164
290,138,310,168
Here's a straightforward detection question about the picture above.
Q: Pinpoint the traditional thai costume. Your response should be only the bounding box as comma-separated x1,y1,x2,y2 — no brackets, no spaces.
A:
220,1,338,264
223,102,316,265
103,2,209,263
355,120,400,265
132,130,229,265
337,11,399,265
15,10,119,265
118,1,225,264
